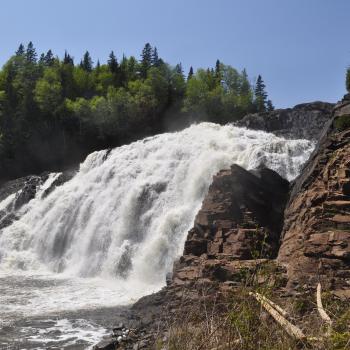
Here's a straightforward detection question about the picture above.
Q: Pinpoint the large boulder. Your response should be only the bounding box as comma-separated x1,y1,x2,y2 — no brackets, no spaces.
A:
173,164,289,285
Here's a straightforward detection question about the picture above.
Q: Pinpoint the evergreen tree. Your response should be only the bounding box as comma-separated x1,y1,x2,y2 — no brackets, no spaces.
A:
81,51,93,72
15,43,25,56
39,53,46,65
108,51,118,73
215,59,221,82
63,51,74,65
26,41,37,63
346,68,350,92
187,66,194,80
44,50,55,66
140,43,152,78
254,75,268,112
175,63,183,75
266,99,274,112
151,47,159,66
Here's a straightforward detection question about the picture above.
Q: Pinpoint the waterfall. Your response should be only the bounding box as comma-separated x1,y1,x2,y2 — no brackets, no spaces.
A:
0,123,314,292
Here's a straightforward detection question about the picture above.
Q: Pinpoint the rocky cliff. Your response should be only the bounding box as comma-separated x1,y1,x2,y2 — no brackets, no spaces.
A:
277,95,350,293
237,101,334,140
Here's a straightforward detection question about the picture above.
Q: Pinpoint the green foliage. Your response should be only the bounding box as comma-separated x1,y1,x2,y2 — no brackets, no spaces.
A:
254,75,268,112
183,64,256,123
34,67,62,113
346,68,350,92
334,114,350,131
0,41,273,182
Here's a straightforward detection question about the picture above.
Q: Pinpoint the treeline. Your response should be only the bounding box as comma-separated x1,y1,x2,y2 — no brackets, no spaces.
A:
0,42,273,182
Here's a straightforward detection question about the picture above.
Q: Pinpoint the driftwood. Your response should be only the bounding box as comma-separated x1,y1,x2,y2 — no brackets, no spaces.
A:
250,284,333,343
316,282,332,336
249,292,307,341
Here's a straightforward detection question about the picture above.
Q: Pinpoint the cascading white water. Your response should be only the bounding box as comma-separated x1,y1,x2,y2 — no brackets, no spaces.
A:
0,123,314,313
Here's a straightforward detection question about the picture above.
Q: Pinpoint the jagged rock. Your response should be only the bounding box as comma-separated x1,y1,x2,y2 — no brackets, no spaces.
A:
0,170,75,230
278,96,350,290
174,164,289,285
14,175,49,209
237,101,334,140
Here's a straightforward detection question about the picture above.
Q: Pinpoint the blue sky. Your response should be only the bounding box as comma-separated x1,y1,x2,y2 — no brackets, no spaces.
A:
0,0,349,108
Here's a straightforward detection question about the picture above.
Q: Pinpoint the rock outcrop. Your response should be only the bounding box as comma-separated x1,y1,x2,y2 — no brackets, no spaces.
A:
0,170,75,230
237,101,334,140
278,95,350,290
173,164,289,286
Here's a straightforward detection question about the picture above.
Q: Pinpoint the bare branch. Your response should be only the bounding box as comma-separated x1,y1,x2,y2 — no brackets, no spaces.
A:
249,292,307,341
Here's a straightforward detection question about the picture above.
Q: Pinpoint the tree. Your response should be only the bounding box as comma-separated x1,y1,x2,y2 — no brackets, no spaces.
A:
215,59,222,83
34,68,62,114
44,50,55,66
26,41,37,63
175,63,183,75
80,51,93,72
266,100,274,112
151,47,159,66
108,51,118,73
187,66,194,81
16,44,25,57
254,75,268,112
63,51,74,65
346,68,350,92
140,43,152,78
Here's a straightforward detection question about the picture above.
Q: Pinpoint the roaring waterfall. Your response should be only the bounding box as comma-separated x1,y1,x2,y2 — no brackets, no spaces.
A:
0,123,314,343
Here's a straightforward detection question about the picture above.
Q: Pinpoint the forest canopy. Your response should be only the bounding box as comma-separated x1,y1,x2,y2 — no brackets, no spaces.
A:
0,42,273,182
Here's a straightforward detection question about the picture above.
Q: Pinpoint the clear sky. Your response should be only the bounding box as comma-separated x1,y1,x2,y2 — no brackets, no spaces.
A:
0,0,349,108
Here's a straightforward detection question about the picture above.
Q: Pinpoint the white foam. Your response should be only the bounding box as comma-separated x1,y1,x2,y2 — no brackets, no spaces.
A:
19,318,109,349
0,123,314,318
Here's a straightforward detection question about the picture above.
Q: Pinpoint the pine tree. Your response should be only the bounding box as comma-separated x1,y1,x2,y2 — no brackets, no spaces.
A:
108,51,118,73
81,51,93,71
140,43,152,78
175,63,183,75
44,50,54,66
26,41,37,63
15,43,25,56
266,100,274,112
151,47,159,66
187,66,194,81
254,75,268,112
39,53,46,65
346,68,350,92
63,51,74,65
215,59,221,82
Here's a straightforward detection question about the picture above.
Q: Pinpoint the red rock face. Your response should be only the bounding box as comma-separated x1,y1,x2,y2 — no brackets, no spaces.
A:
171,97,350,291
173,165,289,285
278,97,350,289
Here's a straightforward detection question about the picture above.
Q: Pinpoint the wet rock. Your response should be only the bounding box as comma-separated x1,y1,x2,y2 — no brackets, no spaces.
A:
93,336,117,350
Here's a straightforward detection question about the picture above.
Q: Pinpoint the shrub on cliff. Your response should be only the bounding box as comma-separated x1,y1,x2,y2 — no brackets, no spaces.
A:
346,67,350,92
